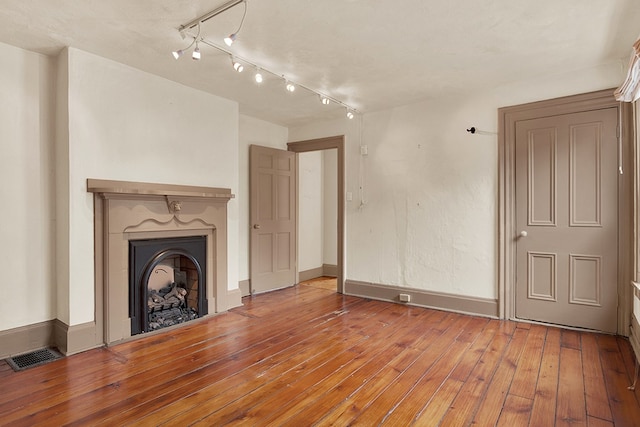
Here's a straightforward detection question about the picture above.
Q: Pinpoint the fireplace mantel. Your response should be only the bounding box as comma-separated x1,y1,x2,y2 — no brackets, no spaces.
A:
87,179,234,200
88,179,235,345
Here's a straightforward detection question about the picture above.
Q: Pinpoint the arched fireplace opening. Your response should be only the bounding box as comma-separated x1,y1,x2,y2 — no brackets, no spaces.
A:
129,236,207,335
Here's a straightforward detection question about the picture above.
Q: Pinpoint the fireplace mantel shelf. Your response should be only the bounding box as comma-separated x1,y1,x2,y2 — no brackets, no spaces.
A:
87,179,234,200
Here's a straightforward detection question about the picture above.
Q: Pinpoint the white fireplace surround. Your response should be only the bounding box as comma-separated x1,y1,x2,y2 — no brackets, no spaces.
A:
88,179,234,345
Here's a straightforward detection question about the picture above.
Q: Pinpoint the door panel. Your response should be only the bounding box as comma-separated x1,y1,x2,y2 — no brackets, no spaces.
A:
250,145,297,294
515,108,618,332
569,255,600,306
528,252,556,301
570,123,602,226
528,127,556,225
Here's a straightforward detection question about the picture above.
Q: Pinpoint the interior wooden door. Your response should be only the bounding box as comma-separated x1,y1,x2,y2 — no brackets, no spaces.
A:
515,108,619,332
249,145,297,294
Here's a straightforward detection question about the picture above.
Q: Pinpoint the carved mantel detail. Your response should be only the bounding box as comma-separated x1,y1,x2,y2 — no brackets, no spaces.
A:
167,198,182,214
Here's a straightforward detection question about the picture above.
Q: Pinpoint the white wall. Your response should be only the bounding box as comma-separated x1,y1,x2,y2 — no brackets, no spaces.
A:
238,115,288,282
63,48,240,325
299,151,324,271
290,61,625,301
0,42,56,331
323,149,338,265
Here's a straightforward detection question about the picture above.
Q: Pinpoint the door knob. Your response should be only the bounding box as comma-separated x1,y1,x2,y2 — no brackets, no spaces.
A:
253,224,261,229
519,230,528,238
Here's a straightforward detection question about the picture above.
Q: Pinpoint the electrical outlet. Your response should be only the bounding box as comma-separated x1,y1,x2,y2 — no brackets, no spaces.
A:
399,293,411,303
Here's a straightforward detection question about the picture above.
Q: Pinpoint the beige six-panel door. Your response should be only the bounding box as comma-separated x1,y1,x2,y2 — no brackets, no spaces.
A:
250,145,297,294
515,108,619,332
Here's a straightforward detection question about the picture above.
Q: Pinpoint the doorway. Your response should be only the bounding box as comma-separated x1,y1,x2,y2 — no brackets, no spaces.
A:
298,149,338,290
288,136,345,293
499,89,634,334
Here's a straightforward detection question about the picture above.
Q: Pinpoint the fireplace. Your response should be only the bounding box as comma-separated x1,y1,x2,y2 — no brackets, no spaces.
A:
88,179,234,345
129,236,207,335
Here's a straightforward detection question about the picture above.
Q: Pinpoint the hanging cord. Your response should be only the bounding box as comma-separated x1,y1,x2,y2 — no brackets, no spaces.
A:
358,114,367,210
231,1,248,38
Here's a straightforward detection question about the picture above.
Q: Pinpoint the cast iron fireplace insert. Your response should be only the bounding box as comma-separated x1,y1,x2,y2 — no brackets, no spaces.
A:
129,236,207,335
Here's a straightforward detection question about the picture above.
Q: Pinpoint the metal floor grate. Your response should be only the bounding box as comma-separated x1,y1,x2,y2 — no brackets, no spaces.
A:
6,348,63,371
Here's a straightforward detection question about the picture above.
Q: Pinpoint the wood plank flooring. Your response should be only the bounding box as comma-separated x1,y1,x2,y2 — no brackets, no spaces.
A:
1,279,640,426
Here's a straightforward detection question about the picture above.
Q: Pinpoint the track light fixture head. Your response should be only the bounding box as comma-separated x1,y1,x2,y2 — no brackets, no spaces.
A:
224,33,237,46
320,96,330,105
346,110,354,119
286,81,296,92
192,43,201,60
172,49,184,60
255,69,263,83
223,0,247,46
231,57,243,72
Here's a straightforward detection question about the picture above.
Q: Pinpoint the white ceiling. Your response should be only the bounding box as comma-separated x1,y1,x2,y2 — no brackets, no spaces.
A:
0,0,638,127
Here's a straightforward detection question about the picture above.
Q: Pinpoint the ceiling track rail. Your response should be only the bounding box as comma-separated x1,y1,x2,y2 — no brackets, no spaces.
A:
179,0,245,31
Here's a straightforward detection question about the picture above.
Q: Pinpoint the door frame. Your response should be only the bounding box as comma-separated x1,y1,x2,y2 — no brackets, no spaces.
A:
287,135,345,294
498,89,634,334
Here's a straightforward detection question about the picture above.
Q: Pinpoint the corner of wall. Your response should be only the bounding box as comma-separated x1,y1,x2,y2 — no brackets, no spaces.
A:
55,47,71,326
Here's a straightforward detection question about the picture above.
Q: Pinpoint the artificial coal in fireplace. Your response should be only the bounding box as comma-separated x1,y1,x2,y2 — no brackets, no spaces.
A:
129,236,207,335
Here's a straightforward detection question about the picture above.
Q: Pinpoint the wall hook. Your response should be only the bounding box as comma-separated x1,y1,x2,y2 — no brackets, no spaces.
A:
466,126,497,136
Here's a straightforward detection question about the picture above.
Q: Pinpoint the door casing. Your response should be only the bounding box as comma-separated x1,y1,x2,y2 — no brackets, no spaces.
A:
498,89,634,334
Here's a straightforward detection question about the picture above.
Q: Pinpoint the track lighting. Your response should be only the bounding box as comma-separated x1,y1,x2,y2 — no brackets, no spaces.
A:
175,1,359,119
192,43,201,60
232,57,243,72
224,33,237,46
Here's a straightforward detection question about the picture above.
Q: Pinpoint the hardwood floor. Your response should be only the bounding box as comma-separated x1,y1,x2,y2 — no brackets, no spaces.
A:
300,276,337,291
1,280,640,426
